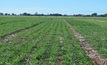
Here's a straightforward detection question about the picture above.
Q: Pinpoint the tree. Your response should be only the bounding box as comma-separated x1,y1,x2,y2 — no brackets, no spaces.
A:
12,13,16,16
34,12,38,16
49,13,62,16
73,14,83,17
91,13,97,17
0,13,3,15
20,12,31,16
84,15,91,17
64,14,67,16
5,13,10,16
104,14,107,17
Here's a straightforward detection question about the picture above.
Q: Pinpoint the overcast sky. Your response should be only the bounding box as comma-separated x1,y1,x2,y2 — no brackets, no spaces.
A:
0,0,107,14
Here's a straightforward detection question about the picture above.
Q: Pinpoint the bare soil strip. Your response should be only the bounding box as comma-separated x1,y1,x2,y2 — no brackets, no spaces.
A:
0,22,43,43
64,19,107,65
57,34,63,65
88,19,107,22
95,20,107,22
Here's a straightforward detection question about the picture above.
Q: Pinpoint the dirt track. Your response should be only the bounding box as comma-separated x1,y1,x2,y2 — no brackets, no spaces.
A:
0,22,43,43
64,19,107,65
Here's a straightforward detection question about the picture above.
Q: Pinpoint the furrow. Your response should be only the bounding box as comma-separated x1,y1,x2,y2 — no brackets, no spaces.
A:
0,21,44,42
57,33,63,65
64,19,107,65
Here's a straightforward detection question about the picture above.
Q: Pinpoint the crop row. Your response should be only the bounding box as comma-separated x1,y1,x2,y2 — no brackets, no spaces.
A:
71,17,107,28
0,18,53,64
0,18,93,65
0,17,49,37
66,18,107,58
22,19,92,65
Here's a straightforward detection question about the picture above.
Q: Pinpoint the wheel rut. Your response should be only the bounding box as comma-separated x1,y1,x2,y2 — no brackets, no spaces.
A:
64,19,107,65
0,22,43,43
57,33,63,65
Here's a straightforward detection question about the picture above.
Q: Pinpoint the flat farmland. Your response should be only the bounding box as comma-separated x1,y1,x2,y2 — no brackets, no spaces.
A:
0,16,107,65
66,17,107,58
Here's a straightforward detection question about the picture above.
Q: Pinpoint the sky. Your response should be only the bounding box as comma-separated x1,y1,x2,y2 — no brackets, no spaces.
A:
0,0,107,15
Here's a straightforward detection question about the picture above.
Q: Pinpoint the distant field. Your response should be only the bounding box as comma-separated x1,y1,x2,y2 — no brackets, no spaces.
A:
0,16,107,65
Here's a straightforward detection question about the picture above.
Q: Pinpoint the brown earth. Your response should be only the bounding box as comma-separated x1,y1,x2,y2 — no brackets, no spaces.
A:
0,22,43,43
64,19,107,65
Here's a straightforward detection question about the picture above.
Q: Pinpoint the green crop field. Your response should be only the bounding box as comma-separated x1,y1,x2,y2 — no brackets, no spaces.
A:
0,16,107,65
66,17,107,58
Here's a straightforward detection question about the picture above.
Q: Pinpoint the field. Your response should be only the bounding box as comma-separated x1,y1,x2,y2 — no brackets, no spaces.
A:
66,17,107,58
0,16,107,65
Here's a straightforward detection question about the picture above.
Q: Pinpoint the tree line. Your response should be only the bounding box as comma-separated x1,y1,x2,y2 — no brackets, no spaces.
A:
0,12,107,17
0,12,63,16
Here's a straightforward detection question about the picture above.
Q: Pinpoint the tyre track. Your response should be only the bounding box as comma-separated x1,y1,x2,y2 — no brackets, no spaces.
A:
0,21,48,55
1,21,50,64
19,21,53,64
56,21,64,65
64,19,107,65
0,21,44,43
57,33,63,65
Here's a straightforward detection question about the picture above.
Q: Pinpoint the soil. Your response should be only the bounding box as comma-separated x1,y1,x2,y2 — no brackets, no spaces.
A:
57,34,64,65
0,22,43,43
64,19,107,65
